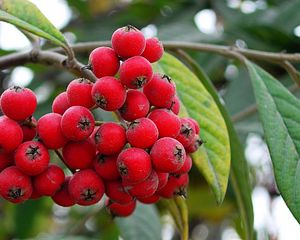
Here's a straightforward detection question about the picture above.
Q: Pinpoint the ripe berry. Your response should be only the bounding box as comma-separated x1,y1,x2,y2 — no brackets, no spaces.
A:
30,188,42,200
185,135,203,153
20,116,37,142
89,47,120,78
141,37,164,63
111,25,145,58
0,86,37,121
37,113,67,149
157,174,189,198
94,122,126,155
138,194,160,204
0,116,23,153
117,148,152,184
126,118,158,149
91,77,126,111
0,152,13,171
150,137,185,173
52,176,75,207
15,141,50,176
66,78,94,108
61,106,95,141
118,90,150,121
63,139,96,170
119,56,153,89
52,92,71,115
188,118,200,134
166,95,180,115
0,166,33,203
93,154,120,181
148,109,181,138
105,181,133,204
123,171,158,198
175,118,196,148
33,164,65,196
174,154,192,174
106,198,136,217
157,172,169,191
68,169,105,206
143,74,175,108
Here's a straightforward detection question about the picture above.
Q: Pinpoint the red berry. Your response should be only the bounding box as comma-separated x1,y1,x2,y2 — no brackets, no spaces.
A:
148,109,181,138
0,86,37,121
175,118,196,148
143,74,175,108
141,37,164,63
37,113,67,149
188,118,200,134
185,135,203,153
68,169,105,206
111,25,145,58
118,90,150,121
30,188,42,199
66,78,94,108
63,139,96,170
20,117,37,142
0,166,33,203
150,137,185,173
173,154,192,174
0,152,14,171
0,116,23,153
52,176,75,207
52,92,71,115
61,106,95,141
123,171,158,198
157,173,189,198
94,122,126,155
91,77,126,111
157,172,169,191
93,154,120,181
126,118,158,149
106,198,136,217
89,47,120,78
15,141,50,176
138,194,160,204
117,148,152,184
165,95,180,115
105,181,133,204
120,56,153,89
33,164,65,196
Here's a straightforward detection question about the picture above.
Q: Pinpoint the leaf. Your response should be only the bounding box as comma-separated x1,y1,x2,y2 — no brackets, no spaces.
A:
114,203,161,240
155,53,231,204
0,0,67,48
247,61,300,223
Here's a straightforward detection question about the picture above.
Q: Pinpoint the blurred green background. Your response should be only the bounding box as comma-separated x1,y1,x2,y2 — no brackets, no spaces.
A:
0,0,300,239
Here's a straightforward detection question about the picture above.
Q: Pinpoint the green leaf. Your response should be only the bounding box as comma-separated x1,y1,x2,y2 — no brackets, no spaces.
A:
247,61,300,223
114,203,161,240
155,53,231,204
0,0,67,48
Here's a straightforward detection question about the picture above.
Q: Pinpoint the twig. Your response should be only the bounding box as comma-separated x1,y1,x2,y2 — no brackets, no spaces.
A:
54,149,75,173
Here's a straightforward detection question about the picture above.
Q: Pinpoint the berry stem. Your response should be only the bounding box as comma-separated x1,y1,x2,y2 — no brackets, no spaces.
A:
54,149,76,174
174,197,189,240
95,120,105,126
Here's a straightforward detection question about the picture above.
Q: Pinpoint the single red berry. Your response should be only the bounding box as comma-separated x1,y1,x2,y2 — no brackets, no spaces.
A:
141,37,164,63
106,198,136,217
61,106,95,141
150,137,185,173
91,77,126,111
148,109,181,138
0,86,37,121
157,173,189,198
63,139,96,170
93,153,120,181
123,170,158,198
111,25,145,58
157,172,169,191
20,116,37,142
187,118,200,134
0,166,33,203
126,118,158,149
33,164,65,196
137,194,160,204
143,74,175,108
117,148,152,184
68,169,105,206
185,135,203,153
0,116,23,153
175,118,196,148
94,122,126,155
66,78,94,108
173,154,192,174
118,90,150,121
52,92,71,115
165,95,180,115
119,56,153,89
15,141,50,176
52,176,75,207
105,181,133,204
37,113,67,149
0,152,14,171
89,47,120,78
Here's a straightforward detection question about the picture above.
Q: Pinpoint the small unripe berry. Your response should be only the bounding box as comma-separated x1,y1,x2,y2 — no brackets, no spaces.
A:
89,47,120,78
52,92,71,115
93,154,120,181
175,118,196,148
105,181,133,204
20,116,37,142
52,176,75,207
106,198,136,217
141,37,164,63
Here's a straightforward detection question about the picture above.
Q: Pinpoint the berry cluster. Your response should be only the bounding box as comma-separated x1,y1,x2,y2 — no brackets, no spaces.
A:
0,25,202,217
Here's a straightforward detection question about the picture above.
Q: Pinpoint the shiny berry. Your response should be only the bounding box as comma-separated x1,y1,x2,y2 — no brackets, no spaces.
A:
138,194,160,204
174,154,192,174
52,176,75,207
105,181,133,204
185,135,203,153
93,154,120,181
166,95,180,115
141,37,164,63
20,116,37,142
52,92,71,115
157,174,189,198
106,198,136,217
176,118,196,148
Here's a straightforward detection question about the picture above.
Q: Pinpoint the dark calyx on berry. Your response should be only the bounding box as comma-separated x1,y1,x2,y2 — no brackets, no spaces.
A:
81,188,97,201
26,145,41,160
78,117,91,130
8,187,23,199
174,145,184,161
